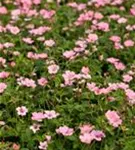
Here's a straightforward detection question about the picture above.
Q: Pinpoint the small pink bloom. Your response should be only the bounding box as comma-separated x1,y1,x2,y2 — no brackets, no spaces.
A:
44,110,59,119
12,143,20,150
130,8,135,16
79,124,94,134
117,17,127,24
16,106,28,116
125,89,135,104
62,70,76,86
40,9,55,19
31,112,45,122
0,7,8,14
0,71,10,79
123,74,133,82
3,42,14,48
10,61,16,67
63,50,76,59
39,141,48,150
105,110,122,127
109,14,120,20
56,126,74,136
87,33,98,43
44,39,55,47
6,25,20,35
110,35,121,43
114,62,126,70
87,82,98,92
45,135,51,142
81,66,90,75
38,77,48,86
91,130,105,141
0,83,7,93
48,64,59,74
0,57,6,66
17,77,36,88
97,22,109,32
33,0,41,5
94,12,103,20
114,42,123,50
29,26,51,36
79,133,93,144
23,37,34,44
30,123,41,133
124,40,134,47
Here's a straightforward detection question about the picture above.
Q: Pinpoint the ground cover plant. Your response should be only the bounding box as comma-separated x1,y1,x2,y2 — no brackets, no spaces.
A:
0,0,135,149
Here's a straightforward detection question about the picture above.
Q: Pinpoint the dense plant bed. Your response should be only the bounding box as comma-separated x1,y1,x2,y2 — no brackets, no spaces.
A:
0,0,135,149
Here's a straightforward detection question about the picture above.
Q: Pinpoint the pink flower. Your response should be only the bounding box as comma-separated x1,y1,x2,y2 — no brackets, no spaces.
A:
17,77,36,88
0,7,8,14
40,9,55,19
114,62,125,70
0,71,10,79
30,124,41,133
44,39,55,47
123,74,133,82
124,40,134,47
81,66,90,75
10,61,16,67
91,130,105,141
87,82,98,92
39,141,48,150
3,42,14,48
68,2,86,11
23,37,34,44
33,0,41,5
6,25,20,35
48,64,59,74
87,33,98,43
79,124,94,134
45,135,51,142
125,89,135,104
29,26,51,36
0,57,6,66
16,106,28,116
38,53,48,59
44,110,59,119
105,110,122,127
117,82,129,90
110,35,121,43
109,14,120,20
106,57,119,63
94,12,103,20
0,83,7,93
97,22,109,32
62,70,76,86
75,11,94,26
27,9,38,17
130,8,135,16
63,50,76,59
114,42,123,50
107,96,115,102
79,133,94,144
27,52,48,60
31,112,45,122
12,143,20,150
117,17,127,24
38,77,48,86
0,43,3,49
56,126,74,136
107,57,125,70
